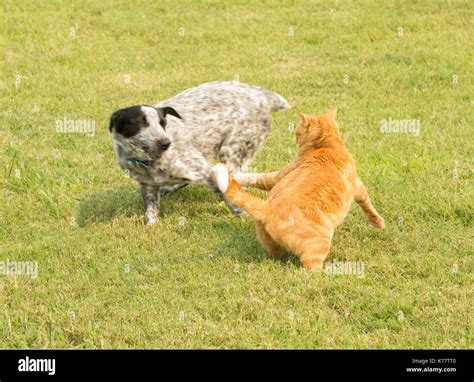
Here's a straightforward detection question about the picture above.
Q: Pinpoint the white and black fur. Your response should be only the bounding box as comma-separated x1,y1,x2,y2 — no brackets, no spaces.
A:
109,81,290,225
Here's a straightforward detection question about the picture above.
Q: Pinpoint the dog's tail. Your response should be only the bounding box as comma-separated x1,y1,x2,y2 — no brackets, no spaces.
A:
211,164,268,222
266,91,291,112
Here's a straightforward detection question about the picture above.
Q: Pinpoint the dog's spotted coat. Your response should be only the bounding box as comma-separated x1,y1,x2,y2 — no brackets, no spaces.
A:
109,81,290,224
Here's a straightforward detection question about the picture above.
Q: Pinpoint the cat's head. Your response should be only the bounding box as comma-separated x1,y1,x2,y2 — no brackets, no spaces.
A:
295,107,340,148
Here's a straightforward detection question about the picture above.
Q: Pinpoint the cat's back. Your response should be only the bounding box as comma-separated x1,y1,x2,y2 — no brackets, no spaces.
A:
267,150,355,214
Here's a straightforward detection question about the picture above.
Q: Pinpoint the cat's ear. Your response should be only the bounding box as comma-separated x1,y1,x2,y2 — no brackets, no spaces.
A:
325,106,337,120
297,112,311,127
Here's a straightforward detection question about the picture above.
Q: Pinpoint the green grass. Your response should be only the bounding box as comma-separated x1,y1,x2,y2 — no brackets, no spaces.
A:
0,0,472,349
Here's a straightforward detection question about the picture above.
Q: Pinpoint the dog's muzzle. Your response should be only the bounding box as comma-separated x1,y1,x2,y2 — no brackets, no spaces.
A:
145,138,171,159
158,138,171,151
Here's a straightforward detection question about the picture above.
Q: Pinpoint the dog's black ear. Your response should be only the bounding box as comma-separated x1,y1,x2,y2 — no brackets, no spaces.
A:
160,107,182,120
109,111,120,133
109,115,114,132
156,107,183,128
164,107,182,120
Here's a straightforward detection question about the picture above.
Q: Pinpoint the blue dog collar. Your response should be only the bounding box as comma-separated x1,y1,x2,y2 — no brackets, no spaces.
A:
127,157,151,169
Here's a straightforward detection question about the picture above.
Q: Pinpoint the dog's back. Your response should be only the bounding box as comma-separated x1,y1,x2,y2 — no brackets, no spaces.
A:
156,81,290,164
156,81,289,115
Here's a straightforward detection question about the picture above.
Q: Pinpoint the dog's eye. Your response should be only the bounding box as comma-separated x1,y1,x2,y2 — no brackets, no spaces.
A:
141,115,149,127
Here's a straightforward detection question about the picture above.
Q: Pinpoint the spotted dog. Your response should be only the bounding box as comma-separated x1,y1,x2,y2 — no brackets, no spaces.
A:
109,81,290,225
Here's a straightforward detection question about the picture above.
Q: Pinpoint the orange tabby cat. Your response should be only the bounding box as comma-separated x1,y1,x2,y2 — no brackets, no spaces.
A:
211,107,384,271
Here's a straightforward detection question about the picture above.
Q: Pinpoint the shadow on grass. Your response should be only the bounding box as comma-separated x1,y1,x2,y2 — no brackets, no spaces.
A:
77,185,299,267
77,187,142,226
208,217,300,267
77,185,222,226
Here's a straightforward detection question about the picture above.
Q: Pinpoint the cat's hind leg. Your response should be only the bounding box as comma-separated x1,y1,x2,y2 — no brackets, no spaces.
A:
255,222,285,258
297,235,333,272
354,177,385,228
265,216,333,272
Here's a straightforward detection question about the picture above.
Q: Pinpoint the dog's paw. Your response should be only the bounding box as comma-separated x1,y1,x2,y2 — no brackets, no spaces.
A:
145,211,158,225
211,164,229,193
230,206,247,217
146,218,157,225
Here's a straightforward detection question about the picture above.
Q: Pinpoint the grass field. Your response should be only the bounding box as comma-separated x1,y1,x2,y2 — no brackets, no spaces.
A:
0,0,472,349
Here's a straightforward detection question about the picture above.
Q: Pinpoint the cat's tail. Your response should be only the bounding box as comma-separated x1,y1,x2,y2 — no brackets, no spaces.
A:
211,164,268,222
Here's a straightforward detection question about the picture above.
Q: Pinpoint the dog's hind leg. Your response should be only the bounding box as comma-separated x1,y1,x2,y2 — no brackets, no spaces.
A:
205,175,245,217
140,183,160,225
159,183,190,195
165,146,245,217
218,116,272,175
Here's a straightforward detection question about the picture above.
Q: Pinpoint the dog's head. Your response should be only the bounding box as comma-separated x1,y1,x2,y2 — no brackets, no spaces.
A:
109,105,182,160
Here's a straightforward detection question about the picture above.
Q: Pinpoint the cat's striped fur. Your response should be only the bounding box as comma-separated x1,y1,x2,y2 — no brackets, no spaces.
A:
211,108,384,271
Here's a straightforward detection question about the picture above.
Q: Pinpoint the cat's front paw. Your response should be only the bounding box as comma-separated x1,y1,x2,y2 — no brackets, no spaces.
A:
369,215,385,228
233,172,244,184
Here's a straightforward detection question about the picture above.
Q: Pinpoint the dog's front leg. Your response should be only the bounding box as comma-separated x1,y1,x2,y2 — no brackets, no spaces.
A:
140,184,160,225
